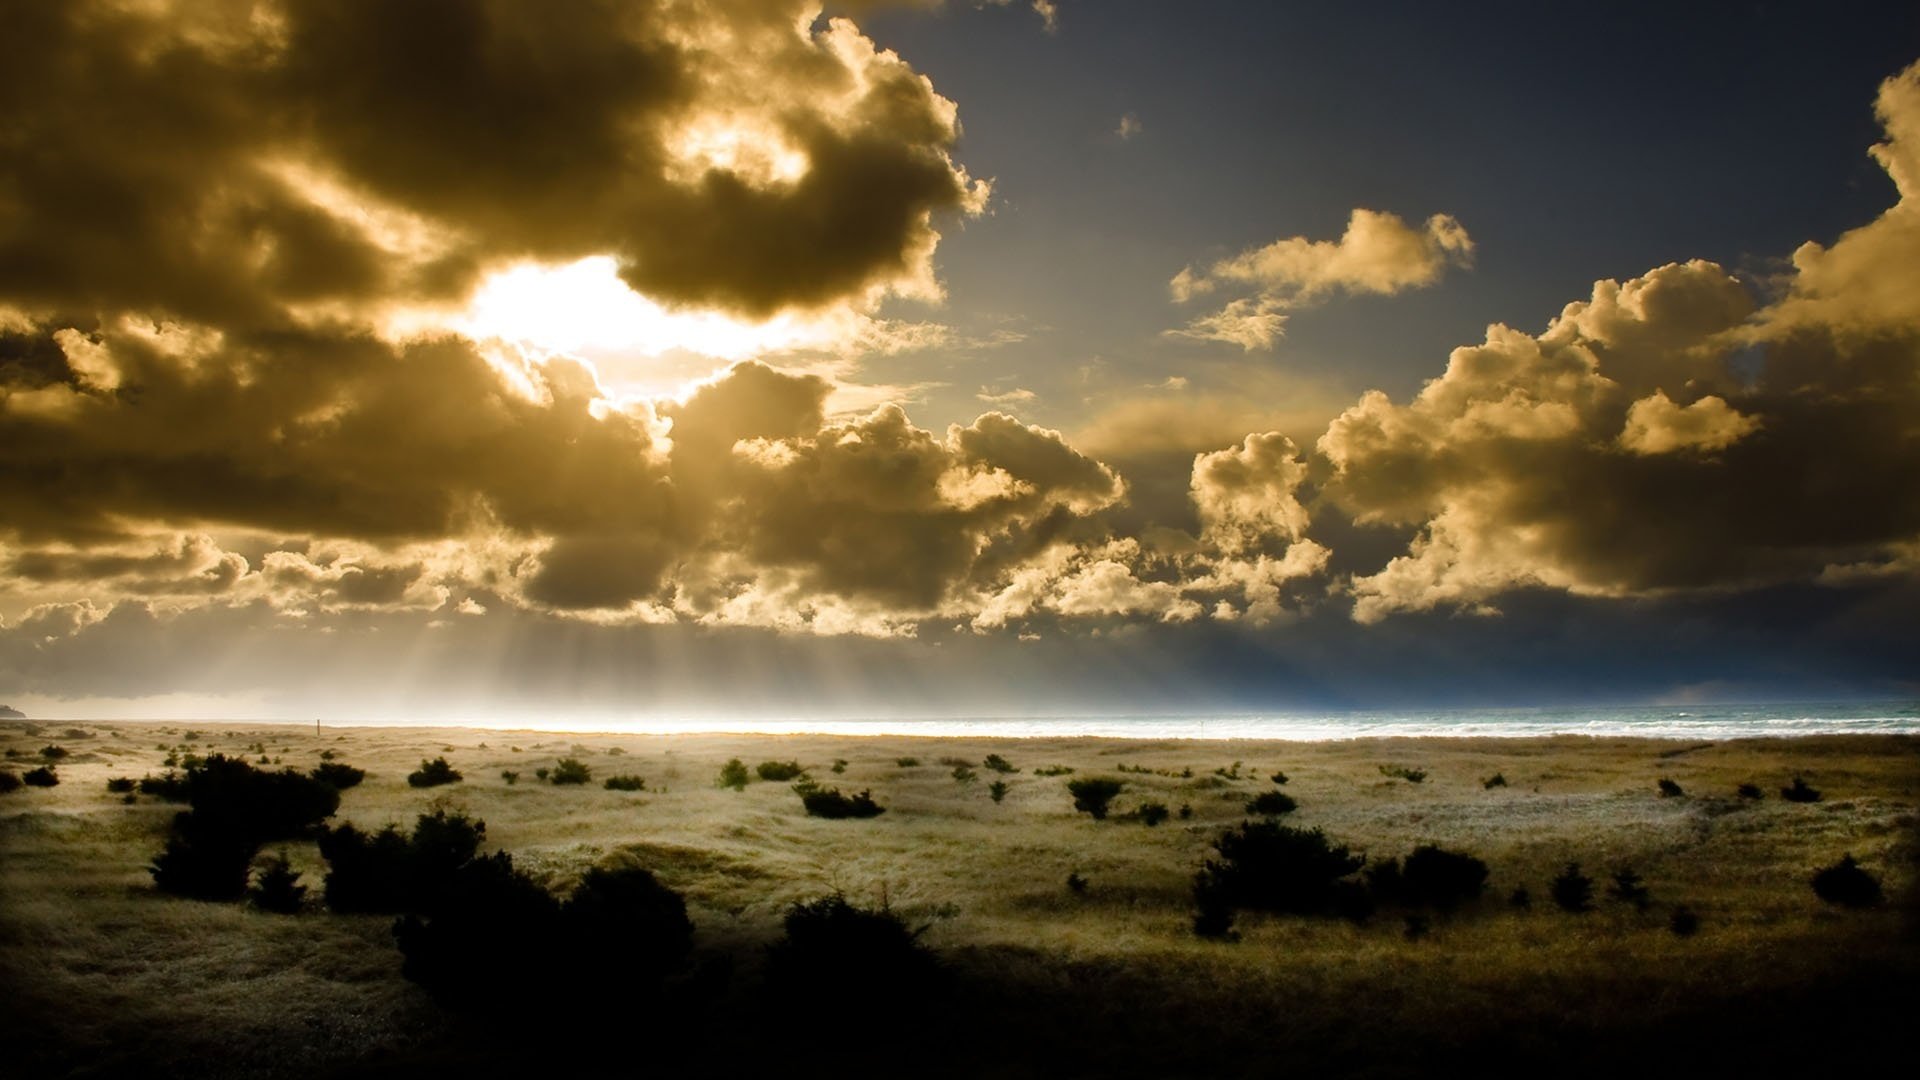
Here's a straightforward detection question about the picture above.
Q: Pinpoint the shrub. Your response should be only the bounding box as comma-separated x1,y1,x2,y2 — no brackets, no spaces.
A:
561,864,694,980
757,760,806,782
983,754,1018,774
1178,803,1193,819
549,758,592,785
150,817,257,900
1669,905,1700,937
1246,790,1297,817
535,767,549,781
951,765,976,784
988,780,1009,803
1403,914,1431,941
1550,863,1594,912
40,745,68,760
1033,765,1074,777
1782,777,1822,803
1379,764,1426,783
1214,761,1243,780
250,853,308,914
23,765,58,787
319,749,337,761
137,772,189,800
1136,800,1170,826
603,774,647,791
830,759,848,774
394,852,564,1012
1192,822,1367,921
1509,887,1532,909
1811,854,1882,908
1657,778,1684,798
319,810,486,914
894,757,920,767
1067,778,1124,820
1383,845,1489,911
310,762,366,789
765,895,940,1013
1066,872,1089,894
719,758,749,790
501,770,519,785
1737,782,1763,800
798,786,885,819
407,757,462,788
0,770,19,794
106,777,136,793
1482,773,1508,789
1609,869,1651,911
1192,878,1237,940
1269,770,1289,785
937,757,975,769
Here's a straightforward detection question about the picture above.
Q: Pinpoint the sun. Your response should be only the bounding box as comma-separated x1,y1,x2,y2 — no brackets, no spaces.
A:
456,255,820,359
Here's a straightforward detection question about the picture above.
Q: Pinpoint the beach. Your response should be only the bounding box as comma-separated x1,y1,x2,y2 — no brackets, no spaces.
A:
2,721,1915,1077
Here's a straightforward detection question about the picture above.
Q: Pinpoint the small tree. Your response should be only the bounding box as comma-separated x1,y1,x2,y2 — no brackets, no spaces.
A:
1550,863,1594,912
250,853,308,914
1067,777,1124,820
549,758,592,785
407,757,462,788
1136,801,1170,826
988,780,1009,803
719,758,750,790
1608,868,1651,911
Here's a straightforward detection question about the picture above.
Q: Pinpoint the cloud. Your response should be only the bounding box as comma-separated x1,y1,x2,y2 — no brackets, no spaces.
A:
1315,63,1920,621
1116,113,1143,140
0,0,986,327
1169,209,1473,350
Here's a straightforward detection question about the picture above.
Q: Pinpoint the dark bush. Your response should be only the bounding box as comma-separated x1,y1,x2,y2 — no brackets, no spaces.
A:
250,853,308,914
798,786,885,819
501,770,519,785
39,745,68,760
894,757,920,767
1178,803,1193,819
106,777,135,793
181,755,340,841
1269,770,1289,785
534,767,549,781
938,757,975,769
1246,790,1297,817
1609,869,1651,911
319,810,486,914
1550,863,1594,912
1136,801,1170,826
23,765,58,787
983,754,1019,774
1811,854,1883,908
951,764,976,784
137,772,189,800
1482,773,1508,789
1657,778,1684,797
719,758,750,789
150,816,256,900
1737,782,1763,800
561,863,694,979
756,760,805,782
1066,872,1088,895
1192,877,1237,941
1067,777,1124,820
1669,905,1700,937
1373,845,1489,911
765,895,941,1014
407,757,462,788
1509,887,1532,909
1782,777,1822,803
1033,765,1073,777
1378,764,1426,783
0,770,19,794
1192,822,1367,923
1403,914,1431,941
989,780,1009,803
830,759,848,774
310,762,366,789
549,758,592,785
394,852,564,1012
603,774,647,791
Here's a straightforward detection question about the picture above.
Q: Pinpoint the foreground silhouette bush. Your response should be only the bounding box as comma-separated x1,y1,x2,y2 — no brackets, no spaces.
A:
146,756,341,901
0,769,19,793
1192,822,1368,932
407,757,462,788
1067,777,1124,820
138,772,189,800
23,765,58,787
548,758,592,785
1811,854,1883,908
1136,800,1170,826
798,786,884,819
765,895,941,1018
150,819,257,900
563,864,694,980
250,853,308,914
318,810,486,913
310,762,366,789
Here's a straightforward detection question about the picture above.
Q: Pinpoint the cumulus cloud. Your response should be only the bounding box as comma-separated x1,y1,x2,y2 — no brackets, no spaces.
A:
1170,209,1473,350
1317,62,1920,620
0,0,986,327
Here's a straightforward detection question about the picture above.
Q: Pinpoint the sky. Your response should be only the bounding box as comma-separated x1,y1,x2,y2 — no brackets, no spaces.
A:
2,0,1919,721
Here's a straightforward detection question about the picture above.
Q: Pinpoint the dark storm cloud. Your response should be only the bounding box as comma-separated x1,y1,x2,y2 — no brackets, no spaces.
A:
0,0,983,326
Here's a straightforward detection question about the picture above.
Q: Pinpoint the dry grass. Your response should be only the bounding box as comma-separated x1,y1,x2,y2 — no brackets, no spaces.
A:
1,721,1915,1076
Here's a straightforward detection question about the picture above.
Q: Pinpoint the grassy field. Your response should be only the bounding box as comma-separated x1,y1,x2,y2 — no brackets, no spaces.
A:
1,721,1915,1078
